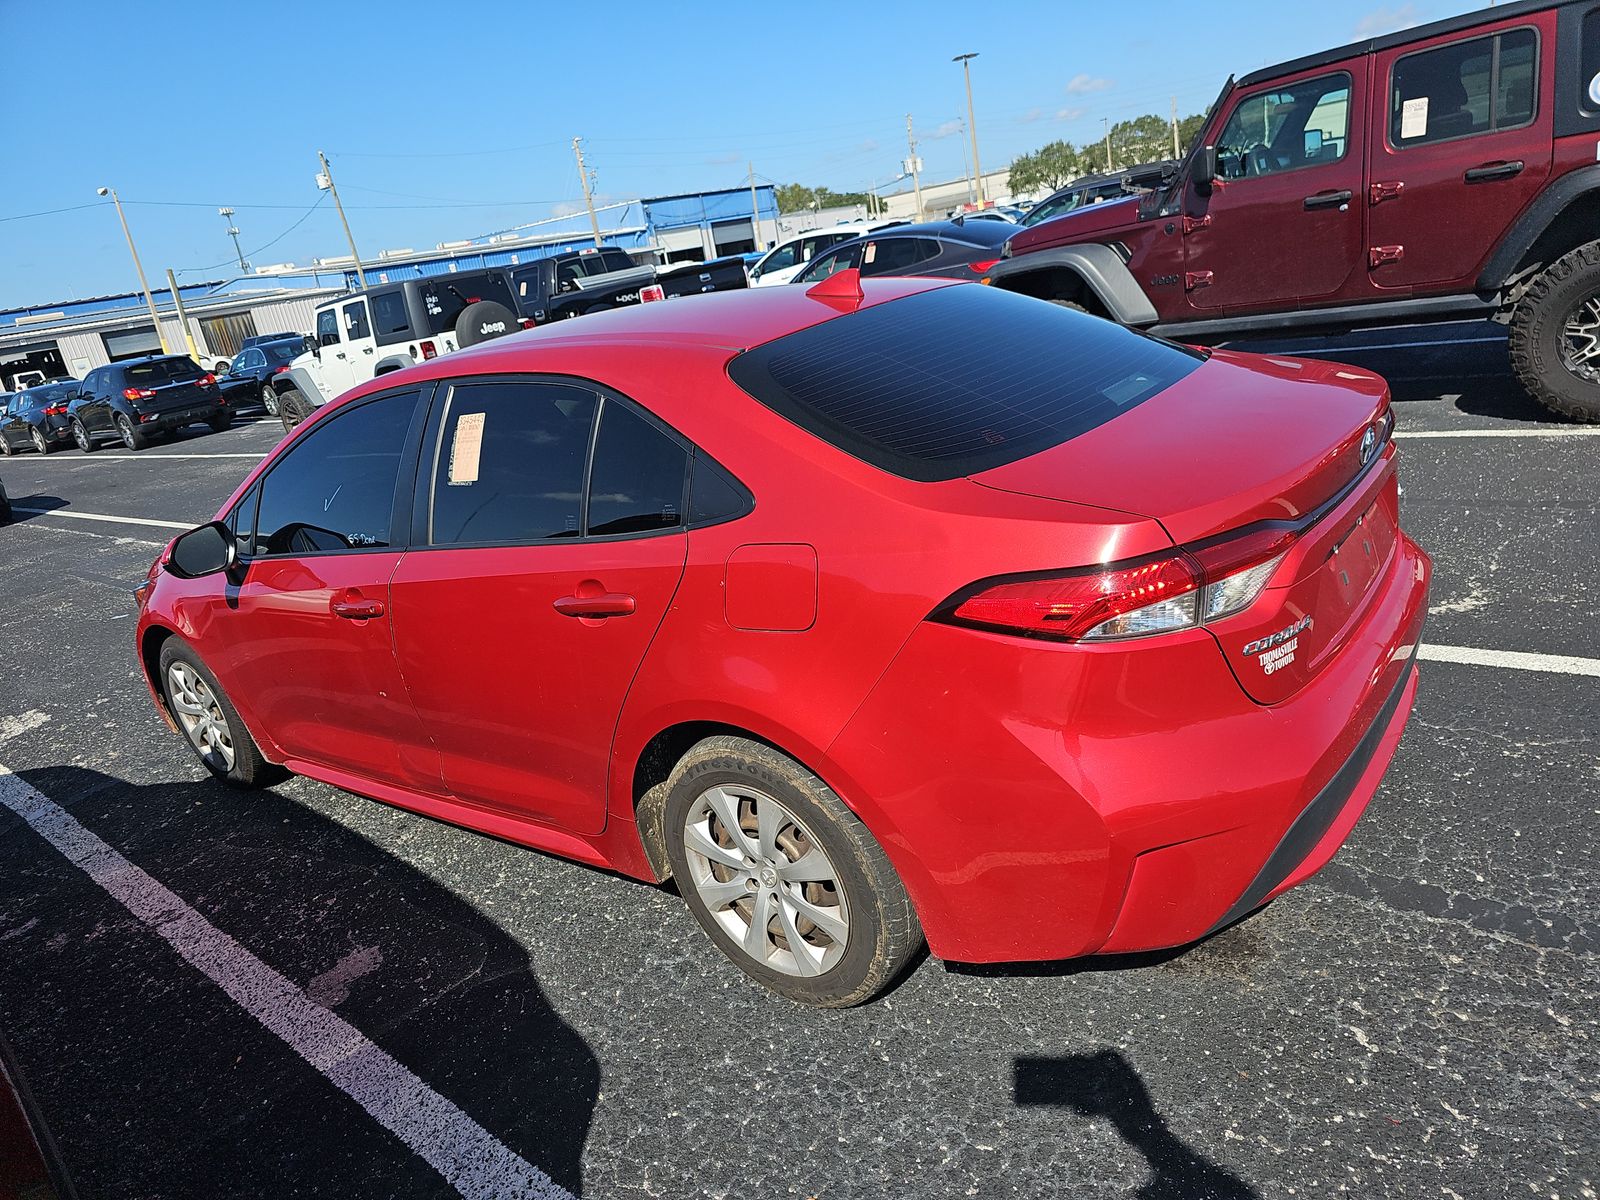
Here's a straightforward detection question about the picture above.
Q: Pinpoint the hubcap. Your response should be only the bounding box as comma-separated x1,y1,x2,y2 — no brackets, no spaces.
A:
1560,293,1600,384
682,784,849,978
118,417,136,448
30,429,45,453
73,423,88,450
166,662,236,773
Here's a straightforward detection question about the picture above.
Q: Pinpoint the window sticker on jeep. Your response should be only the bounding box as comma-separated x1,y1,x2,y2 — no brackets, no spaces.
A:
448,412,486,486
1400,97,1428,139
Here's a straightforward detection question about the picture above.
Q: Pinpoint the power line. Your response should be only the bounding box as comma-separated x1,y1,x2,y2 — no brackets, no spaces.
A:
0,200,108,224
174,193,329,275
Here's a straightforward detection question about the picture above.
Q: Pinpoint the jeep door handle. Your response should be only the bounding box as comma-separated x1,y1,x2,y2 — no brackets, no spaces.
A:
553,592,636,619
362,347,374,354
1464,160,1524,183
1303,189,1352,210
334,351,347,359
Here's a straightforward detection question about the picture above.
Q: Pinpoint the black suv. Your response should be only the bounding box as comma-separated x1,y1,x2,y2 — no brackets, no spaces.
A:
0,381,79,455
68,356,229,453
1019,160,1177,228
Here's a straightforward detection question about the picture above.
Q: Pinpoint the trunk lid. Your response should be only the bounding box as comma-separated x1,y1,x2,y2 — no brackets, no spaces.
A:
972,350,1395,703
123,359,214,415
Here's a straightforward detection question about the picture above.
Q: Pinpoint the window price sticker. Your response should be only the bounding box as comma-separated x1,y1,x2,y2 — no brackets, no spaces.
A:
1400,96,1429,140
448,412,485,486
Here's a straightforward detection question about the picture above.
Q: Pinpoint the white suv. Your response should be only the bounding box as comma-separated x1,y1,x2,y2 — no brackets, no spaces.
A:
270,269,520,432
747,225,879,287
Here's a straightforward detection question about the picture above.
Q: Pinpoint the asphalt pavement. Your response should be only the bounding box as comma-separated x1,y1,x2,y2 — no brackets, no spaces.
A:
0,381,1594,1199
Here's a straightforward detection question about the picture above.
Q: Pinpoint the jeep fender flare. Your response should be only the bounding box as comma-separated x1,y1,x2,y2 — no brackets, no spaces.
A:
984,243,1160,326
273,365,328,408
1479,163,1600,293
373,354,413,376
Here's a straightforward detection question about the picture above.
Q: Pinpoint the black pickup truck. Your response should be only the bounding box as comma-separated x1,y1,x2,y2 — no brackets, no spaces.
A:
509,247,748,325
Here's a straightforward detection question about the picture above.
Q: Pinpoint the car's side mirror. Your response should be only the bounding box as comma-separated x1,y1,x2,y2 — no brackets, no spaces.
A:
304,335,318,357
1192,146,1218,194
166,521,238,579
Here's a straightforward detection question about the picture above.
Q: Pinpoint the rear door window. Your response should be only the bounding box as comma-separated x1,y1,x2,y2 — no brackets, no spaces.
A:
586,401,687,536
1389,28,1538,147
727,286,1203,482
860,237,940,276
342,300,372,342
428,381,598,545
760,243,801,272
252,390,417,556
1584,7,1600,115
802,243,863,282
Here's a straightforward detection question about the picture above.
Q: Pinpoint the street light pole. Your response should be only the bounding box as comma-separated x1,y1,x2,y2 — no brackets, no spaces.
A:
953,53,985,205
218,207,248,272
905,114,924,221
97,186,169,354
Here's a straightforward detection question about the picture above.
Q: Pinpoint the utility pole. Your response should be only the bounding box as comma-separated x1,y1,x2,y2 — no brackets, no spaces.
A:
1170,96,1180,157
573,138,602,248
953,53,985,204
164,269,201,364
1103,118,1114,172
316,150,367,290
97,186,168,353
748,162,763,251
218,207,248,272
905,114,924,221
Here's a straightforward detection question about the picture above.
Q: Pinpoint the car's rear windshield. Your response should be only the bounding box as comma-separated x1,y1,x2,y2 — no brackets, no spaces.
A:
726,285,1203,481
263,341,301,364
124,358,201,385
418,273,518,336
28,383,78,404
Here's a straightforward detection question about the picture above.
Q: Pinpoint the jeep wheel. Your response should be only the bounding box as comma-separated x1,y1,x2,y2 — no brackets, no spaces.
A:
277,387,311,435
1509,239,1600,423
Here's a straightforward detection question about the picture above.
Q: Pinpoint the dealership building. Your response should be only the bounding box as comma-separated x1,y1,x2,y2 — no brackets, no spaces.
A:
0,185,778,389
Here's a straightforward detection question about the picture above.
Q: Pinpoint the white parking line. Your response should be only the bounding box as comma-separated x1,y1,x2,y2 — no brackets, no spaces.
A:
0,765,573,1200
1420,643,1600,677
1395,427,1600,439
12,452,269,460
11,508,192,531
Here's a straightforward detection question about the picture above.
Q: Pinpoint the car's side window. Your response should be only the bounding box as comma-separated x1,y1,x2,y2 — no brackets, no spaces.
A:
343,300,372,342
804,243,863,282
761,243,800,272
370,290,411,345
228,483,262,555
1389,28,1538,148
586,400,688,536
428,381,598,546
1215,72,1350,180
860,237,939,276
251,390,417,557
316,309,340,348
1584,8,1600,116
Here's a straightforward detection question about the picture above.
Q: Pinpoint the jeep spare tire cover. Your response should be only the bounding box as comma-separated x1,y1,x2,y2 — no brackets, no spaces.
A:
454,300,518,347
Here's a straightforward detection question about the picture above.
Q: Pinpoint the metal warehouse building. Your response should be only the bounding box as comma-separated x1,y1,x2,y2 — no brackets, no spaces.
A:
0,185,777,389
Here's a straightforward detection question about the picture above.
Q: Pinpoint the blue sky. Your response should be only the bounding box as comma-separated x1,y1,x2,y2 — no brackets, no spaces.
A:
2,0,1476,308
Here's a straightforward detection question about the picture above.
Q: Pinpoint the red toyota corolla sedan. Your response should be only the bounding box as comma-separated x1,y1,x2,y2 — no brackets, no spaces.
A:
135,273,1429,1006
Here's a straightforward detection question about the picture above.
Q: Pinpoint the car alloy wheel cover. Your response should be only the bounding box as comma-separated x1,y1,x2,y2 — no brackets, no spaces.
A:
682,784,850,978
30,428,46,453
73,422,89,451
166,661,236,772
118,416,137,449
1560,292,1600,385
263,387,278,416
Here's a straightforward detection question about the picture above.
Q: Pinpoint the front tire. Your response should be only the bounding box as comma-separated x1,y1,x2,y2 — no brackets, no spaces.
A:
1509,239,1600,423
208,414,232,433
664,736,922,1007
278,387,311,435
157,638,271,787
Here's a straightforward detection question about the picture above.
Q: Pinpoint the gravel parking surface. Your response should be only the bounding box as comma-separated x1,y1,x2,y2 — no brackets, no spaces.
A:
0,381,1594,1199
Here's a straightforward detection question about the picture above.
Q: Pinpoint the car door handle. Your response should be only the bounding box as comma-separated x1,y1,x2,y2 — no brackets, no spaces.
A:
362,347,374,354
330,591,385,620
553,592,636,619
1464,160,1524,183
1303,189,1352,210
334,351,347,359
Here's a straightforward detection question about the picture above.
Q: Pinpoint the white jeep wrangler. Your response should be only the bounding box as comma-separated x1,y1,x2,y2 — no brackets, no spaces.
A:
269,269,520,432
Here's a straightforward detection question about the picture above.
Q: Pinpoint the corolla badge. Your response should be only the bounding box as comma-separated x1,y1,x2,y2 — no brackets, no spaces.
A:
1359,425,1377,465
1243,615,1313,676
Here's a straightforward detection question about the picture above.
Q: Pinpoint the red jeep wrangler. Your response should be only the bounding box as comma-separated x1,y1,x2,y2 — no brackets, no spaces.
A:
989,0,1600,421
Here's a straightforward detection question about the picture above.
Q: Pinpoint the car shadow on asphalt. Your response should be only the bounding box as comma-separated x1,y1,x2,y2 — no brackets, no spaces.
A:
0,765,599,1198
1014,1050,1260,1199
1,494,68,521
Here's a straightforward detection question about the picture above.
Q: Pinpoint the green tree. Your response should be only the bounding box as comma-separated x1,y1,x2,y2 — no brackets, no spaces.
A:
1108,114,1176,167
775,183,871,213
1008,141,1091,194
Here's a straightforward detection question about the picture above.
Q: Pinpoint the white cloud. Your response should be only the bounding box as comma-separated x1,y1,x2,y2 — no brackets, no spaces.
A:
1064,73,1113,95
1019,107,1045,124
1355,3,1421,37
929,120,964,140
1056,106,1087,121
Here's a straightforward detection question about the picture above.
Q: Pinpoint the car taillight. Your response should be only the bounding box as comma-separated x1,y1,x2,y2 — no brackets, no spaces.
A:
640,284,666,303
420,341,438,360
517,317,534,329
967,259,1000,274
939,524,1296,643
123,387,155,401
43,405,67,415
199,373,217,388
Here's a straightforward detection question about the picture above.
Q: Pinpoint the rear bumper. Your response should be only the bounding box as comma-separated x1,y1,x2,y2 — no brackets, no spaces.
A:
141,401,225,431
825,531,1431,964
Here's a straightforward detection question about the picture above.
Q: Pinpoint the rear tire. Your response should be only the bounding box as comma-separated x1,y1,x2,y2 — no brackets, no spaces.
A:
1509,239,1600,423
663,736,922,1007
72,420,97,454
208,414,232,433
157,638,273,787
0,434,12,457
30,427,52,455
116,413,147,451
277,387,311,435
262,385,279,418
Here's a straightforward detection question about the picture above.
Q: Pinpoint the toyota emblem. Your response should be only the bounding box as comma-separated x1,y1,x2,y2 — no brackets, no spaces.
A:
1359,425,1377,465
